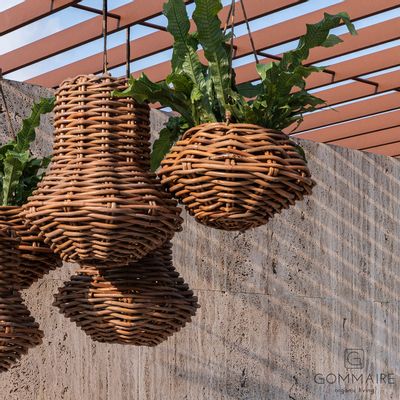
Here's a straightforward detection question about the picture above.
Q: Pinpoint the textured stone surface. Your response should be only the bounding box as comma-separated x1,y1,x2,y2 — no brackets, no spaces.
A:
0,79,399,399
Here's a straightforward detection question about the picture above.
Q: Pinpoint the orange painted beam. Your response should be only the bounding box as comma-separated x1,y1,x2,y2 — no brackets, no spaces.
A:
290,92,400,133
295,109,400,143
0,0,81,35
310,69,400,108
329,126,400,150
26,0,399,87
364,141,400,157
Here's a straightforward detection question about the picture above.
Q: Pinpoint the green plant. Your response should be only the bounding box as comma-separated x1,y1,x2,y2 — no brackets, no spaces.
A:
114,0,357,171
0,97,54,206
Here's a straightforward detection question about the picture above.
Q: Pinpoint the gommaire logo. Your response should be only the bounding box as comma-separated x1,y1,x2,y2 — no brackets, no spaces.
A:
313,349,396,395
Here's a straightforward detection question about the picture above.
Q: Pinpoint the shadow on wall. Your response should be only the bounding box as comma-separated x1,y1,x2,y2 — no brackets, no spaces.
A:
168,143,400,400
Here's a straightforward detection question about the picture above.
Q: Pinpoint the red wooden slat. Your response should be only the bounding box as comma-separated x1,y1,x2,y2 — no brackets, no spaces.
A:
290,92,400,133
329,126,400,150
0,0,81,35
364,142,400,157
296,109,400,143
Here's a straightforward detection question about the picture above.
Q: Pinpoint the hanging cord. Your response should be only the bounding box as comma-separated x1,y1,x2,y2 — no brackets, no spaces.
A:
126,27,131,78
239,0,259,64
228,1,236,78
102,0,108,74
0,70,16,137
223,0,236,124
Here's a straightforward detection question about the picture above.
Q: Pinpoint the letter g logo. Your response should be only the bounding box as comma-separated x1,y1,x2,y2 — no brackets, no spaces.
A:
344,349,364,369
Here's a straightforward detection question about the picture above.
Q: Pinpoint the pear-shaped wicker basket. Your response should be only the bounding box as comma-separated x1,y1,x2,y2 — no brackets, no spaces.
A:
0,220,43,373
159,123,315,231
54,242,199,346
0,207,61,289
24,74,182,264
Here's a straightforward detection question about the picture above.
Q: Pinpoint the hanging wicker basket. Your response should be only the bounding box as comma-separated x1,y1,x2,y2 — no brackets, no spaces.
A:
54,242,199,346
0,221,43,373
0,207,61,289
24,74,182,263
0,290,43,373
159,123,315,231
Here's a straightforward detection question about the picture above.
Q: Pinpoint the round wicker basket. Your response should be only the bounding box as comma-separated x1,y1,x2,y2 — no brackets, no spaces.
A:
54,243,199,346
159,122,315,231
0,207,61,289
24,74,182,263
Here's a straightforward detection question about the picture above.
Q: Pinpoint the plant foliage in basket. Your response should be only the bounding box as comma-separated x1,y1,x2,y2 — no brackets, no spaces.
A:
114,0,357,171
0,97,54,206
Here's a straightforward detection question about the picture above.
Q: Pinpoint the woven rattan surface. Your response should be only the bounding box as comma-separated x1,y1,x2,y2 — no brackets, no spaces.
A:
25,74,182,263
0,290,43,373
0,209,45,372
54,243,199,346
159,123,315,231
0,207,61,289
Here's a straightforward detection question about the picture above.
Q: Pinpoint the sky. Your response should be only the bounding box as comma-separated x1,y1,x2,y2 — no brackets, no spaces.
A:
1,0,400,85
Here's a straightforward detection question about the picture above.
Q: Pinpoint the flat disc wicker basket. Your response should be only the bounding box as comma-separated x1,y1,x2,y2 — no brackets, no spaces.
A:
54,243,199,346
159,123,315,231
0,207,61,289
24,74,182,263
0,220,43,373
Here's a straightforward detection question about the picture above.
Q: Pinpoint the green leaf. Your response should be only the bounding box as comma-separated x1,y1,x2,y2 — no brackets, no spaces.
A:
236,82,263,98
115,73,194,124
322,34,343,47
0,97,54,206
16,97,54,153
193,0,232,116
151,117,187,171
2,150,30,206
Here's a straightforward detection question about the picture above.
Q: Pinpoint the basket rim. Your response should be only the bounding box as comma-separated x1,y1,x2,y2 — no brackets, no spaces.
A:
182,122,287,138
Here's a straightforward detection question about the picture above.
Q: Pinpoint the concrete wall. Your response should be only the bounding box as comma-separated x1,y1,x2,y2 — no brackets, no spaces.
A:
0,79,399,400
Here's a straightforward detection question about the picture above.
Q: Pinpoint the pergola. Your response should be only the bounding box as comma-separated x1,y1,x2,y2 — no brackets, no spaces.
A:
1,0,399,158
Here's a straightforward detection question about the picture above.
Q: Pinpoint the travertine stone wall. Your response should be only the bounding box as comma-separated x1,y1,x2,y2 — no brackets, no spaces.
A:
0,79,399,400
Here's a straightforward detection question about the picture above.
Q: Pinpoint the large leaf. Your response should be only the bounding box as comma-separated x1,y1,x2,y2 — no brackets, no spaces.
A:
151,117,187,171
114,74,194,124
16,97,54,153
2,150,30,206
236,82,263,98
289,12,356,64
193,0,232,115
0,97,54,206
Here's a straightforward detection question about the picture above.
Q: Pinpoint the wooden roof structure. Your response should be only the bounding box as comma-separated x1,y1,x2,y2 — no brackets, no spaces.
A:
1,0,399,158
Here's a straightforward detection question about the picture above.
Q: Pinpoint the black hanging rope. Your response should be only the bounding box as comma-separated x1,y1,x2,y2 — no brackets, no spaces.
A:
102,0,108,74
126,27,131,78
239,0,259,64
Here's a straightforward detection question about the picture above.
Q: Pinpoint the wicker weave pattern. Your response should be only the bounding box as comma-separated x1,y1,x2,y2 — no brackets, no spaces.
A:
159,123,315,230
25,74,182,263
0,291,43,372
0,207,61,289
54,243,199,346
0,210,44,372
